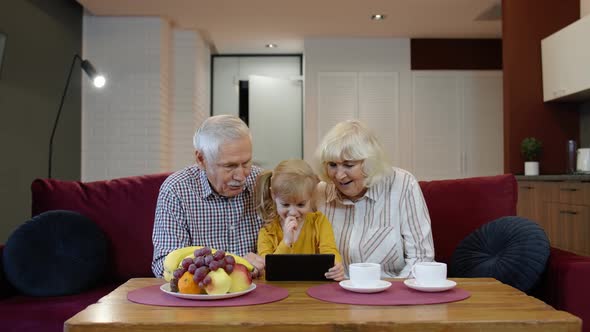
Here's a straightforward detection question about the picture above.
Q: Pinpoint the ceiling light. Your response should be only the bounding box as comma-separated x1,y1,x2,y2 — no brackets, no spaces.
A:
371,14,386,21
266,43,277,48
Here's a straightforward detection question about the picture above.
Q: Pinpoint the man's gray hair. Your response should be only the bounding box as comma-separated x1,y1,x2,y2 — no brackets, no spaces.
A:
193,115,251,162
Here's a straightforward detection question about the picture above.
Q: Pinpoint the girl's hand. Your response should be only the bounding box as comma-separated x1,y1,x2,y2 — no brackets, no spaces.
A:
282,216,299,246
243,252,265,272
243,253,265,279
325,262,345,281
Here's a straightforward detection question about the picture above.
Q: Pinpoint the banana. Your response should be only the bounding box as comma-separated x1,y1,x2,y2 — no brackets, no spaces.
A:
163,270,173,282
162,245,254,281
163,246,203,281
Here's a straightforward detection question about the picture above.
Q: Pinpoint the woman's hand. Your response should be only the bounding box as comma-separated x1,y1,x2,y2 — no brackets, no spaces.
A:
325,262,345,281
282,216,299,246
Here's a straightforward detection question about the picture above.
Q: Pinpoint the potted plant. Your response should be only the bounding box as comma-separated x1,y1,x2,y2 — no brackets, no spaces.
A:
521,137,543,176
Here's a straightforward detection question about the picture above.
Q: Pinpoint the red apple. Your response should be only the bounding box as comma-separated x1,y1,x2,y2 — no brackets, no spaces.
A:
228,263,252,293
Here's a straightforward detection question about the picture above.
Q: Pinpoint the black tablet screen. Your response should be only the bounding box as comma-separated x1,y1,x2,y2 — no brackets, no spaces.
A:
265,254,335,281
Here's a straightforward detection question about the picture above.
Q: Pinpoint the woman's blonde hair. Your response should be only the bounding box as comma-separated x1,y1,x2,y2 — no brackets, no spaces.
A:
254,159,319,225
315,120,391,187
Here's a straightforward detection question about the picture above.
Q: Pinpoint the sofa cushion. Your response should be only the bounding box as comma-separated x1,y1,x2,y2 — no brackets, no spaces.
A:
0,282,119,332
3,210,108,296
449,216,550,293
31,173,170,281
419,174,517,264
0,244,17,299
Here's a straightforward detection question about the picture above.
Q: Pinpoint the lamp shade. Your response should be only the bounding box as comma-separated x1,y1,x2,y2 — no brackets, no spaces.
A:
81,59,106,88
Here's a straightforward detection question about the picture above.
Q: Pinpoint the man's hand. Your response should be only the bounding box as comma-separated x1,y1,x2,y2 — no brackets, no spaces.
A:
325,262,345,281
244,252,265,278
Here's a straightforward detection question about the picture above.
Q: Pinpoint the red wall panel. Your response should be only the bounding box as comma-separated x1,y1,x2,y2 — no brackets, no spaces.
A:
411,39,502,70
502,0,580,174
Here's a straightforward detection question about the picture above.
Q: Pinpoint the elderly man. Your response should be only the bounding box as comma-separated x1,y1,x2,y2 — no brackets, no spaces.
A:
151,115,264,277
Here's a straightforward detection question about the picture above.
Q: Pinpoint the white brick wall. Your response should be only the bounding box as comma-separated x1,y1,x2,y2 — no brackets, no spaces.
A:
172,30,211,170
82,16,168,180
160,21,172,173
171,30,196,170
82,15,210,180
194,32,211,147
171,30,211,170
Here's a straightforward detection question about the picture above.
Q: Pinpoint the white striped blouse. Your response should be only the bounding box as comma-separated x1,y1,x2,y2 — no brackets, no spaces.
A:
316,167,435,278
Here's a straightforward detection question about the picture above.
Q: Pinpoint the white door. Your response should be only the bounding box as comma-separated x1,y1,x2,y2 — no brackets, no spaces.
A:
249,75,302,169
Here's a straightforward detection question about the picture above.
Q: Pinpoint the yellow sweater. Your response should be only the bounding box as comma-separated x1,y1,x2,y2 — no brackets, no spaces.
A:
257,211,342,263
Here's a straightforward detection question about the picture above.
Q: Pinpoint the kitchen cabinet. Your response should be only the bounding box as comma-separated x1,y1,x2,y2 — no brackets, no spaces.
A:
517,181,549,231
541,15,590,102
517,179,590,256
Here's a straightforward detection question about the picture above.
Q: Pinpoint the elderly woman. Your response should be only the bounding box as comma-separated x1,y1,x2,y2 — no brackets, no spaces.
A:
316,120,434,278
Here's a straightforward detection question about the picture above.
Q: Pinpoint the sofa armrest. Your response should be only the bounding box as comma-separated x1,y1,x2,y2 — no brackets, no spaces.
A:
0,244,18,298
537,247,590,331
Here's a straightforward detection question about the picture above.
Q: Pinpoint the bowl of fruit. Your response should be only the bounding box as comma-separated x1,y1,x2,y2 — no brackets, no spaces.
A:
161,246,254,300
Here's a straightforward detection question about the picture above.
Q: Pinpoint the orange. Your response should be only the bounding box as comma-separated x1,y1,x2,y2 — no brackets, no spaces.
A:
178,271,205,294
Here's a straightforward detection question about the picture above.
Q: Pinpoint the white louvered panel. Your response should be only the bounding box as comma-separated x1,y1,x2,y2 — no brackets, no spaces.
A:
462,72,503,177
358,72,400,165
412,73,462,180
317,72,358,140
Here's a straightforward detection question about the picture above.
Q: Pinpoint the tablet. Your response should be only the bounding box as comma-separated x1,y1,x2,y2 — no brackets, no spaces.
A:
265,254,335,281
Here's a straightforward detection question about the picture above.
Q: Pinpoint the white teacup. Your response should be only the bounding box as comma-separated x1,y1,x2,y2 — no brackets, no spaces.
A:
411,262,447,286
349,263,381,287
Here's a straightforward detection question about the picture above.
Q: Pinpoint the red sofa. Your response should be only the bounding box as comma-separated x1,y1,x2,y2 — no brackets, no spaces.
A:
0,173,588,332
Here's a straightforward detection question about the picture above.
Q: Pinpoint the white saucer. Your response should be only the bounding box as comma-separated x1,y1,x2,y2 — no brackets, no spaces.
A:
339,280,392,293
403,279,456,292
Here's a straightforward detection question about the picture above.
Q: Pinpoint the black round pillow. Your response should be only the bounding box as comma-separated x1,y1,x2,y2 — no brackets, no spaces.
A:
449,216,550,293
2,210,108,296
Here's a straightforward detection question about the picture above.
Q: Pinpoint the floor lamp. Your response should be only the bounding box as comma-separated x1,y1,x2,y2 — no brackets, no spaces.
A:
48,54,105,179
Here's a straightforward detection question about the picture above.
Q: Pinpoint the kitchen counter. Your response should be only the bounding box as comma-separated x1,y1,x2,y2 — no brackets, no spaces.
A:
515,174,590,181
515,174,590,257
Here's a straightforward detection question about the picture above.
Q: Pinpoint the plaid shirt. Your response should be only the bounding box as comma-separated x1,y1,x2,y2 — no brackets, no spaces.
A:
151,164,263,277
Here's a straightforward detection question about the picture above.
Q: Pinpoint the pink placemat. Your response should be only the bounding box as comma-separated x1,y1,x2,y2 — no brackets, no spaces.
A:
307,281,470,305
128,283,288,307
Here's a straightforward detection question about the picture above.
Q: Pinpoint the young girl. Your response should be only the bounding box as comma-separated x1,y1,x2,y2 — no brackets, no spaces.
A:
255,159,344,281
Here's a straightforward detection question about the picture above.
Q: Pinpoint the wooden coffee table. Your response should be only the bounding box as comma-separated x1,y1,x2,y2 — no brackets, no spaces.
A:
64,278,581,332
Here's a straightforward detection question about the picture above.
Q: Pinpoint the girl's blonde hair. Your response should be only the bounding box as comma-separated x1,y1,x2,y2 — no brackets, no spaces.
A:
315,120,391,187
254,159,319,225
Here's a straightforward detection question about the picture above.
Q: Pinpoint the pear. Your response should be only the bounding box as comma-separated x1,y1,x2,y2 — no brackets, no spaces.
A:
204,269,232,295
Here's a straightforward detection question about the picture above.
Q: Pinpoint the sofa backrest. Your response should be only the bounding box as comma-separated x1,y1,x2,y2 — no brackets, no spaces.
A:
419,174,518,264
30,172,517,281
31,173,170,282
